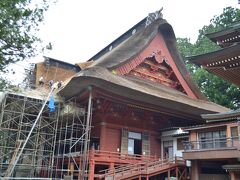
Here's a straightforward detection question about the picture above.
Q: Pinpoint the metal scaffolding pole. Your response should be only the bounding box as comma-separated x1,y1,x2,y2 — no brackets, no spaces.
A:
82,88,92,180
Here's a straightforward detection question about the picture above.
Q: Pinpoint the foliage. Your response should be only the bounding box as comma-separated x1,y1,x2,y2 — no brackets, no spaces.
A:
0,77,20,92
177,7,240,109
0,0,51,72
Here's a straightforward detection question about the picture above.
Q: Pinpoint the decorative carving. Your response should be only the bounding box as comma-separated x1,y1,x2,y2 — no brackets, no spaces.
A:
145,8,163,27
126,52,185,93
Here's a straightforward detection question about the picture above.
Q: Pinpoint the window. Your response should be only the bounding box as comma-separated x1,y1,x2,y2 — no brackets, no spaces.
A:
231,126,238,146
128,132,141,140
177,137,188,150
198,130,226,149
231,126,238,137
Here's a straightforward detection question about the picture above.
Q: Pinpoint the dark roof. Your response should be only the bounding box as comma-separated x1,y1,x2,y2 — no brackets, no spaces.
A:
43,56,80,72
206,22,240,47
88,19,163,69
183,122,229,131
89,18,147,61
222,164,240,171
189,43,240,87
202,109,240,122
189,43,240,66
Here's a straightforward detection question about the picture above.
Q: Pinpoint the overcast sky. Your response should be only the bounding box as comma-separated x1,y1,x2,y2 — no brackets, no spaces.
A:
38,0,239,64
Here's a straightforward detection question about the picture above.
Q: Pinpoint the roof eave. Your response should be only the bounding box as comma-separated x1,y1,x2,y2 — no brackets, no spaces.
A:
188,43,240,65
58,70,228,118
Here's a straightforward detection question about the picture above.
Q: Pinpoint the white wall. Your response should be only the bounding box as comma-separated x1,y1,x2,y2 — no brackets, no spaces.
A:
161,136,188,158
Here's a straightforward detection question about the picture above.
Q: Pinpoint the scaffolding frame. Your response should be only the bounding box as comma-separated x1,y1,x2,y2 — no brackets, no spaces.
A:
52,91,92,180
0,92,59,178
0,90,92,179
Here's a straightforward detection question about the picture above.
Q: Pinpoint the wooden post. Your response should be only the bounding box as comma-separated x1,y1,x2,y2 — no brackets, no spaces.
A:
100,122,107,150
229,171,236,180
191,160,199,180
176,167,179,180
109,162,114,170
88,159,95,180
238,120,240,150
168,169,170,180
109,162,115,177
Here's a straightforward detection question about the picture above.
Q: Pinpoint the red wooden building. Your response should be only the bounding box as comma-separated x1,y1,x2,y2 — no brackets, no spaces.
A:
185,22,240,180
56,11,228,180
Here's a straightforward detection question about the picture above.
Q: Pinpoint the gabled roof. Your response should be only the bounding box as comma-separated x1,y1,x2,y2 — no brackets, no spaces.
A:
59,16,229,116
206,22,240,48
86,18,205,99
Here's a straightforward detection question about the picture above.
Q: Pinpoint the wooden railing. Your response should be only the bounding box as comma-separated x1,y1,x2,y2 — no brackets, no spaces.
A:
90,150,159,163
98,156,185,179
183,136,239,151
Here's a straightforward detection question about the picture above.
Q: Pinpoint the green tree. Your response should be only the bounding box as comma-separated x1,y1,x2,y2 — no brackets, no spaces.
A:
177,7,240,109
0,0,53,89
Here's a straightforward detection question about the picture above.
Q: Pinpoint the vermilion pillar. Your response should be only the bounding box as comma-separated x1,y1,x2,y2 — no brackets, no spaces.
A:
191,160,199,180
88,159,95,180
100,122,107,150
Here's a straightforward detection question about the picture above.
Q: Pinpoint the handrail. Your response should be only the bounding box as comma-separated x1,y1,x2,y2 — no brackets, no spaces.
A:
183,136,239,151
99,156,185,179
91,150,159,162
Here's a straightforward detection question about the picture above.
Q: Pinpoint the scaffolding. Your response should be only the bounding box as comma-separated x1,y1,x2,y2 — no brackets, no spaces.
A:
0,92,59,178
52,95,92,180
0,90,92,179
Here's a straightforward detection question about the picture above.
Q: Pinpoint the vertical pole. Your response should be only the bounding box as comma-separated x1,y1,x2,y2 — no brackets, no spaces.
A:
82,87,92,180
88,160,95,180
229,171,236,180
0,93,7,172
109,162,114,171
238,120,240,150
168,169,170,180
176,167,179,180
99,122,107,150
50,102,60,178
78,160,83,179
191,160,199,180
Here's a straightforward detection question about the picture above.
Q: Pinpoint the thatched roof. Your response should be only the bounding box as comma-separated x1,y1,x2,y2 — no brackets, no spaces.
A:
58,17,229,116
59,66,228,117
76,61,94,70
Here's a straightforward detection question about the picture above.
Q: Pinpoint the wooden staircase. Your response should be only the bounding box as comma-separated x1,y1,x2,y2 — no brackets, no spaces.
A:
98,157,187,180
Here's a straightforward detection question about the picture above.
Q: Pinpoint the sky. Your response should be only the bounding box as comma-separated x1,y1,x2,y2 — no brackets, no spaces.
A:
3,0,239,85
38,0,239,64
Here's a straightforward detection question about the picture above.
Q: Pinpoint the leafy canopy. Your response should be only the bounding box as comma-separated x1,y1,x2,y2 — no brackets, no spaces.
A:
0,0,51,72
177,7,240,109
